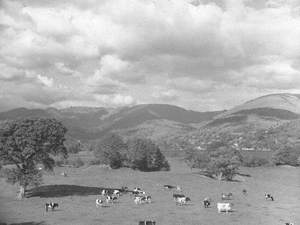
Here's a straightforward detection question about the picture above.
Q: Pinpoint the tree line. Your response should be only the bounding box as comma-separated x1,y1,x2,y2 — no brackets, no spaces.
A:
93,133,170,172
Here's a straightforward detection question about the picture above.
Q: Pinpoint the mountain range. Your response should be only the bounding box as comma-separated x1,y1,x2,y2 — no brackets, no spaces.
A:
0,93,300,151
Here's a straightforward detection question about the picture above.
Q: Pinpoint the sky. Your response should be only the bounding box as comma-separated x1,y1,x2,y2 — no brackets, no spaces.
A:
1,0,300,112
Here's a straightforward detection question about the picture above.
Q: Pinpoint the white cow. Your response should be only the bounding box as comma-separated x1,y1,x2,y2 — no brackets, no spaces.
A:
217,203,233,213
175,197,191,206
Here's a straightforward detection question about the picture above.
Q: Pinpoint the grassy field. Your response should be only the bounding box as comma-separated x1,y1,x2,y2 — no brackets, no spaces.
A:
0,158,299,225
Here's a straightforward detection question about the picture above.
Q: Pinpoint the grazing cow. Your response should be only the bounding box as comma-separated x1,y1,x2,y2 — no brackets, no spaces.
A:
95,199,104,208
106,195,118,203
45,202,59,212
132,189,146,196
135,195,152,204
203,197,211,208
113,190,120,196
141,196,152,203
138,220,156,225
285,223,294,225
101,189,108,196
173,193,185,200
175,197,191,206
217,203,233,213
265,193,274,201
221,193,233,200
134,196,143,204
242,189,247,195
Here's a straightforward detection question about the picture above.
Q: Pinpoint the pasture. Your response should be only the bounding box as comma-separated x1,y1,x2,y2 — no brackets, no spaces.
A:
0,158,299,225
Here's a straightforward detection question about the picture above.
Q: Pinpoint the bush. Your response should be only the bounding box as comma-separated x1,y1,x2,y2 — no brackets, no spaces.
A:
185,146,242,181
67,142,82,154
272,147,300,166
206,158,239,181
69,157,85,168
127,138,170,172
88,159,102,165
242,155,270,167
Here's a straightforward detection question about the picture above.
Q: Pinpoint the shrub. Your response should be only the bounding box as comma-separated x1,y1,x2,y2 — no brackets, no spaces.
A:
88,159,102,165
70,157,85,168
127,138,170,172
242,155,270,167
206,158,239,181
272,147,300,166
185,146,242,181
67,142,82,154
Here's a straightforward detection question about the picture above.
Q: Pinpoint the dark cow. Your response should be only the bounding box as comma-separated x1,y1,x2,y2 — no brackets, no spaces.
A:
265,193,274,201
221,192,233,200
164,185,175,189
173,193,185,200
45,202,59,212
138,220,156,225
242,189,247,195
203,197,211,208
285,223,294,225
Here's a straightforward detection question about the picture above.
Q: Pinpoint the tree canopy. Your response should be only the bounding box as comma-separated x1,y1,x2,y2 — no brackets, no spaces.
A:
94,133,127,169
127,138,170,172
0,118,67,198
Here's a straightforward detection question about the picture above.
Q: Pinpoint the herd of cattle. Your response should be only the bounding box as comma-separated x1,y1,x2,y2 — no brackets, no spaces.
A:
44,184,294,225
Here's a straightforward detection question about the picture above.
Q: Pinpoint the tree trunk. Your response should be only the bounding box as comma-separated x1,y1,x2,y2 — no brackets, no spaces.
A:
17,185,25,200
217,172,223,181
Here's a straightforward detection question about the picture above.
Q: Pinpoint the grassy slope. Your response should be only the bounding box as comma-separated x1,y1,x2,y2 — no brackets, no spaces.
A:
0,158,299,225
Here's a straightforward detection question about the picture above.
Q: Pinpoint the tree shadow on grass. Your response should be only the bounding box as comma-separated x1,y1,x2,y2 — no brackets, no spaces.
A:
6,222,47,225
26,185,121,198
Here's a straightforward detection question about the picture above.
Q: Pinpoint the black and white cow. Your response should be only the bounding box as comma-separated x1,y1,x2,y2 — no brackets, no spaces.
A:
45,202,59,212
221,192,233,200
203,197,211,208
134,195,151,204
265,193,274,201
285,223,294,225
106,195,118,203
95,199,104,208
138,220,156,225
132,188,146,196
242,189,247,195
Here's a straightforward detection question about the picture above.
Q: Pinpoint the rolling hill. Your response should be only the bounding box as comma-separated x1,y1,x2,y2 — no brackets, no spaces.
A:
207,93,300,128
0,104,221,141
1,93,300,154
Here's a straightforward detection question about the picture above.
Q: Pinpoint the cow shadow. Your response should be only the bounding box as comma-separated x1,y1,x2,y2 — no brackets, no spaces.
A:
26,185,122,198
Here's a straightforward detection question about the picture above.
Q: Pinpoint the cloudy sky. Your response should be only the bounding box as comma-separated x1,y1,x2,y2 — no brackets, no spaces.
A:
1,0,300,112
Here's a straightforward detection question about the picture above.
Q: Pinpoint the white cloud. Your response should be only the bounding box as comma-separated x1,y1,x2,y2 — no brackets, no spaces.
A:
37,74,54,87
1,0,300,111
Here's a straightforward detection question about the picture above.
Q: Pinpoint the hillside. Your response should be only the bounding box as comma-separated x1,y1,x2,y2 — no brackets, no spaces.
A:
227,93,300,114
0,105,220,141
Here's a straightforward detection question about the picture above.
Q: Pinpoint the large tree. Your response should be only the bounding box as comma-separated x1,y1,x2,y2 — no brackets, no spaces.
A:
94,133,127,169
0,118,67,199
127,138,170,171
